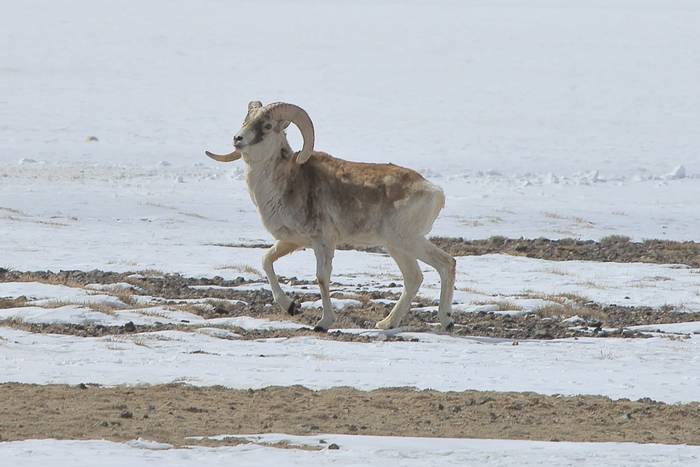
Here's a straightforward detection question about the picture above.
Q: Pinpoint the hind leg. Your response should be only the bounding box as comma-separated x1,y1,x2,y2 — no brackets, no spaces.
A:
414,238,456,329
376,247,423,330
312,242,337,331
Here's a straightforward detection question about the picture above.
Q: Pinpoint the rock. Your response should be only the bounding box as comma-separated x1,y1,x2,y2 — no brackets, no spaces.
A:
123,321,136,332
666,165,686,180
328,443,340,450
119,409,133,419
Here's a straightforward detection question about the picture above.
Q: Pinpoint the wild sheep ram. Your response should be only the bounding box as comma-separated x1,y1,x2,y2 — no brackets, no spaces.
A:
205,101,455,331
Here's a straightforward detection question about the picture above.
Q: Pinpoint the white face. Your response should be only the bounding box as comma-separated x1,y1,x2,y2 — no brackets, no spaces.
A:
232,111,275,151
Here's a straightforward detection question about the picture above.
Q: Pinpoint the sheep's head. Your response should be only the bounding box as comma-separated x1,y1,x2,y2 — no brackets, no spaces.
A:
205,101,315,164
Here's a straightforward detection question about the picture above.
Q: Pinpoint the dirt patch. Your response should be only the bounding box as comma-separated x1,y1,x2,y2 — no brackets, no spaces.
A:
0,296,28,309
431,236,700,268
0,384,698,446
0,268,265,298
211,236,700,268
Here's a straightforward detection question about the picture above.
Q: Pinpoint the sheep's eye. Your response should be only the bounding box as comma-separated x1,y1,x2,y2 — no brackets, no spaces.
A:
264,123,273,130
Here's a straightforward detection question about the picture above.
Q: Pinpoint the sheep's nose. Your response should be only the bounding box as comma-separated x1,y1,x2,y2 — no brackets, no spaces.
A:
234,135,243,143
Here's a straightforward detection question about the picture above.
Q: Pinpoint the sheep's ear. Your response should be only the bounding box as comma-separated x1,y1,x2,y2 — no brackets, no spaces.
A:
275,120,290,132
248,101,263,112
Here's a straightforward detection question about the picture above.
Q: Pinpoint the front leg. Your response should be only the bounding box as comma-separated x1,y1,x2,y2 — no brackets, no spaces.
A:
312,243,336,331
262,241,300,314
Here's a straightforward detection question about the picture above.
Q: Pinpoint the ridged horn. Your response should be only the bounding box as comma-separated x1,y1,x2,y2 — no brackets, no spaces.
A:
263,102,314,164
205,149,241,162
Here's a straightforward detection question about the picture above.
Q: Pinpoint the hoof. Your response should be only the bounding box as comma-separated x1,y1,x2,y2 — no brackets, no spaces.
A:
287,301,300,316
375,319,395,330
441,316,455,332
312,325,327,333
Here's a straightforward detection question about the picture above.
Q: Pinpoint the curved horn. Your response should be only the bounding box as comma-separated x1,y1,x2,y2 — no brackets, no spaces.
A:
263,102,315,164
205,149,242,163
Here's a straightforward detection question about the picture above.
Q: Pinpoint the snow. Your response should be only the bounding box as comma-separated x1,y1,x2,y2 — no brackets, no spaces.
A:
630,322,700,334
1,328,697,403
0,282,126,309
0,305,209,327
0,304,309,330
2,0,700,457
450,255,700,312
1,1,700,286
2,436,698,467
301,298,363,310
666,165,687,180
204,316,307,331
0,305,130,326
85,283,143,292
124,439,173,451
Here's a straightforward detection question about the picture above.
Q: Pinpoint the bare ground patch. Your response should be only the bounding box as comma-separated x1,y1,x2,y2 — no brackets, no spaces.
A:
210,236,700,268
0,384,698,446
431,236,700,268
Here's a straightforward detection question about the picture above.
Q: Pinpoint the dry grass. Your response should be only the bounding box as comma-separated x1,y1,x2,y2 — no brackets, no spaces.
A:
430,236,700,268
83,302,121,315
218,263,263,277
30,298,130,315
517,292,589,306
600,235,632,246
108,290,140,308
528,292,604,321
544,212,565,220
0,206,25,215
195,437,323,451
0,297,29,309
542,268,569,276
132,269,167,278
1,271,84,289
550,293,589,305
575,280,606,289
596,348,616,360
457,286,489,295
475,300,523,311
31,300,81,309
533,303,606,322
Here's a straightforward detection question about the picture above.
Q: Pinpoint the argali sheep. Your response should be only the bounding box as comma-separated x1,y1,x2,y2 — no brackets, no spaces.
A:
206,101,455,331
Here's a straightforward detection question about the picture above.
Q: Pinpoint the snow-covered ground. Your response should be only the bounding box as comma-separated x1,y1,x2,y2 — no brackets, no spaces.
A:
2,0,700,461
1,327,697,403
3,436,698,467
2,0,700,253
3,244,700,345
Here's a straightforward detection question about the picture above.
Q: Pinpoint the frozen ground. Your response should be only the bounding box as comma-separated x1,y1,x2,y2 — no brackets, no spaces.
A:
2,0,699,460
1,327,698,403
5,247,700,313
2,436,698,467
